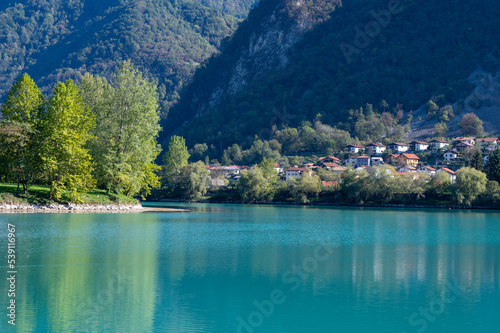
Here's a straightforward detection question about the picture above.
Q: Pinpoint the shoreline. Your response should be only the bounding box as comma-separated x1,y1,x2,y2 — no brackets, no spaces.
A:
0,202,187,213
152,199,500,211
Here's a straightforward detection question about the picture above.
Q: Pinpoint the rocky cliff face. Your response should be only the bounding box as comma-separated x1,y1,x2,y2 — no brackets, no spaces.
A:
186,0,341,117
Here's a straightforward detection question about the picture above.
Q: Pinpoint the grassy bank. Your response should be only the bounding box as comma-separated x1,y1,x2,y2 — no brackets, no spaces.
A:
0,183,138,205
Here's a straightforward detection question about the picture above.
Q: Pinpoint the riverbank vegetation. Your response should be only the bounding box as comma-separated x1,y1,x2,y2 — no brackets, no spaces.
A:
153,134,500,208
0,62,161,204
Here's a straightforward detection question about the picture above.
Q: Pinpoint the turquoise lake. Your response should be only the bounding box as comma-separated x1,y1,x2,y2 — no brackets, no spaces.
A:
1,203,500,332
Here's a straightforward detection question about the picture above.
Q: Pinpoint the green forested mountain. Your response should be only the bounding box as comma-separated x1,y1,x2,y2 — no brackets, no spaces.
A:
167,0,500,147
0,0,257,117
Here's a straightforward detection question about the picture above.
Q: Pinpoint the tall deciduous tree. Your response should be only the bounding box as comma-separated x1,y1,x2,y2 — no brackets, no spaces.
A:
0,73,44,195
455,167,487,205
164,136,190,174
80,61,162,197
41,79,96,201
433,122,448,138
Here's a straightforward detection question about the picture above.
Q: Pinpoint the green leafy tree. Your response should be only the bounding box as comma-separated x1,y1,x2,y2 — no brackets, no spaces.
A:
177,161,210,199
80,62,162,197
433,122,448,138
259,157,278,185
459,113,484,136
455,167,487,205
164,135,190,175
238,167,273,202
289,173,322,203
426,172,452,198
0,73,44,195
41,79,96,202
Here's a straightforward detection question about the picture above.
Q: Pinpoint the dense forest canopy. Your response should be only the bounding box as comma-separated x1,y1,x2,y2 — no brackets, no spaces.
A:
166,0,500,148
0,0,258,117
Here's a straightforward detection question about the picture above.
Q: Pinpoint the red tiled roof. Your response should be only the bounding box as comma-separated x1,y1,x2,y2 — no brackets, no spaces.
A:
399,153,420,160
319,156,340,161
410,141,429,145
347,144,365,148
367,143,386,147
356,155,370,159
286,167,309,172
420,166,436,171
477,138,498,143
322,162,340,167
440,168,455,174
321,181,338,187
389,142,408,146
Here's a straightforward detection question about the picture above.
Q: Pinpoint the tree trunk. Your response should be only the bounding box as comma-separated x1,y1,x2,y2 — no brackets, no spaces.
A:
16,173,20,197
49,173,53,200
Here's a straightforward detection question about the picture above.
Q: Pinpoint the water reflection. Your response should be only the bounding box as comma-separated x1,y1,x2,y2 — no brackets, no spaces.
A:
0,206,499,332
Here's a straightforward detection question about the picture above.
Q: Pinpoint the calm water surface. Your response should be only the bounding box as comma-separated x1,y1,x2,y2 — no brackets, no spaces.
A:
1,203,499,332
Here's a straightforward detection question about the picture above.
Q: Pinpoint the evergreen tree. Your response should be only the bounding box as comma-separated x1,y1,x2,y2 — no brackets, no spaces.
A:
469,149,483,171
487,149,500,182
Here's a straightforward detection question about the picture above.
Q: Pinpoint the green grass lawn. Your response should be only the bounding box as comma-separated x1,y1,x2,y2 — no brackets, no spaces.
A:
0,183,138,205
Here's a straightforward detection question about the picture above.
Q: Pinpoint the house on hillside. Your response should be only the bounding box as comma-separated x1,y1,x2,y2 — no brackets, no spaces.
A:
371,156,384,166
429,139,449,149
285,167,311,182
476,138,498,146
409,141,430,152
345,156,371,168
388,142,409,153
455,137,476,145
319,156,340,164
399,166,417,173
355,156,371,167
345,144,365,153
274,164,283,174
437,168,456,183
321,162,339,168
454,141,474,151
366,143,386,154
443,149,459,161
396,153,420,167
386,154,399,165
417,165,436,176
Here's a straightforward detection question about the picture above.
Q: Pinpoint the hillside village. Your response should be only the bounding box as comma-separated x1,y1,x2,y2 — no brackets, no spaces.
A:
203,136,499,187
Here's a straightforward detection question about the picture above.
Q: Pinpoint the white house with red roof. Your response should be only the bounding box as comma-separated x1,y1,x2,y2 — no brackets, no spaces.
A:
366,143,386,154
285,167,311,182
437,168,456,183
429,139,449,149
443,149,459,161
417,165,437,175
388,142,409,153
346,144,365,153
410,141,430,152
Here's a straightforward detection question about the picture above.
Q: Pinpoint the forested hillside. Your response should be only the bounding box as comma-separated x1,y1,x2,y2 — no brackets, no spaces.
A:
0,0,257,117
167,0,500,147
